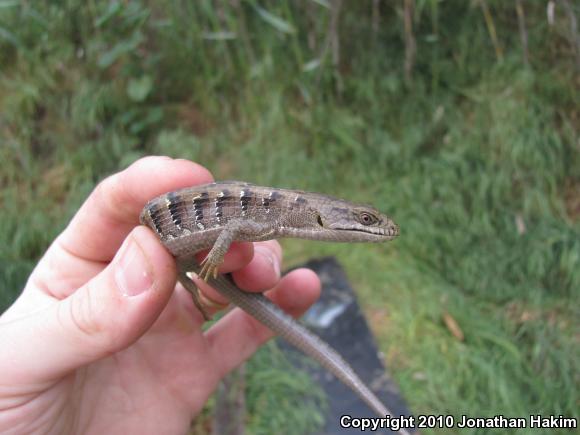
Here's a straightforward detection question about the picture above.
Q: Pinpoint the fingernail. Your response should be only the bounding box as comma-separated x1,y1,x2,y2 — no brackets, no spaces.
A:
255,246,281,279
115,236,154,297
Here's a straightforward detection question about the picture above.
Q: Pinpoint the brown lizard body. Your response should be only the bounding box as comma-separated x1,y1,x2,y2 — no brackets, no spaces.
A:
140,181,409,434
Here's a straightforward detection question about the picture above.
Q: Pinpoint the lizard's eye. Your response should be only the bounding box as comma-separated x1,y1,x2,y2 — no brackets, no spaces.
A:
358,212,378,226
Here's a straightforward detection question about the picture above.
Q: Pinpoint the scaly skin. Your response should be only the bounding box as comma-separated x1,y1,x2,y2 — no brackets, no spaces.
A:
141,181,409,435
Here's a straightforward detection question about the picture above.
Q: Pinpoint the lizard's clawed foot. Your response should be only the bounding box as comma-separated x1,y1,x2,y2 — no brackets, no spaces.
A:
199,256,221,281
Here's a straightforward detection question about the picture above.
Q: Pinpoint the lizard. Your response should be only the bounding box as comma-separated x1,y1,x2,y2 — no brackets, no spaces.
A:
140,181,410,435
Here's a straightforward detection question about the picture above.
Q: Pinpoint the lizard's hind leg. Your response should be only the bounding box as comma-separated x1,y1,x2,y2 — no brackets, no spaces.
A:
177,271,212,320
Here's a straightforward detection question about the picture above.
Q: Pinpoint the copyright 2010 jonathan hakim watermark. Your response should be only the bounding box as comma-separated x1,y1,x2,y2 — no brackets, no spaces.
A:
339,414,578,431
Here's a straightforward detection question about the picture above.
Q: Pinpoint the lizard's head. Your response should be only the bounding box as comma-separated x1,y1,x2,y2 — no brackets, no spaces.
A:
314,202,399,243
275,196,399,243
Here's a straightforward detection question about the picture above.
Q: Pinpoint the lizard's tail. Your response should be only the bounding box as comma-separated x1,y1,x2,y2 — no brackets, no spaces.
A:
209,272,413,435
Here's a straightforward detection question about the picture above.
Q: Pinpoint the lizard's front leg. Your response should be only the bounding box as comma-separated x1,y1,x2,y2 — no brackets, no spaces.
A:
178,219,274,319
198,219,275,281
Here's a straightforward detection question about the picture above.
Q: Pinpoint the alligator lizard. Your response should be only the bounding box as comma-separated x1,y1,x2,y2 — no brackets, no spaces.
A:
140,181,408,434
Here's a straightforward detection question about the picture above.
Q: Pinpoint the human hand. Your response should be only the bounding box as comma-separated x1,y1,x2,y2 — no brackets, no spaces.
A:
0,156,321,434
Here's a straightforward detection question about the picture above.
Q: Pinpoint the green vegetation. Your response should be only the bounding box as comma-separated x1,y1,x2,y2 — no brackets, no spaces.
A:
1,1,578,433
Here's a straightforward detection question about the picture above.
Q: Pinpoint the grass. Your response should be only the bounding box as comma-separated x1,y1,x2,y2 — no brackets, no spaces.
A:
1,1,579,433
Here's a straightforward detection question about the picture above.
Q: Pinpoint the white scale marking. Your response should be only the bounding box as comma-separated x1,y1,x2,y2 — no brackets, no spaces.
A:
240,189,248,216
215,191,225,223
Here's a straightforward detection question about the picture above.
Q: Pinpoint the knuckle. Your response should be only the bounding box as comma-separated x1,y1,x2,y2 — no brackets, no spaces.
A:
63,282,119,352
92,171,137,223
256,240,283,262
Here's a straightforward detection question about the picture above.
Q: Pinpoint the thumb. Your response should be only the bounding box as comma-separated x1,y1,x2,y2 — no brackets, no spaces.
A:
0,226,176,384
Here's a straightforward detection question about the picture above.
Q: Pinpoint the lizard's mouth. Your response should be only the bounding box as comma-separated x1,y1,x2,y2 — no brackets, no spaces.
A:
335,226,399,237
317,215,399,238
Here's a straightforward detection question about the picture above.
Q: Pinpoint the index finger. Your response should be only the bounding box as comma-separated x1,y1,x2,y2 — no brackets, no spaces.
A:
58,156,214,262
